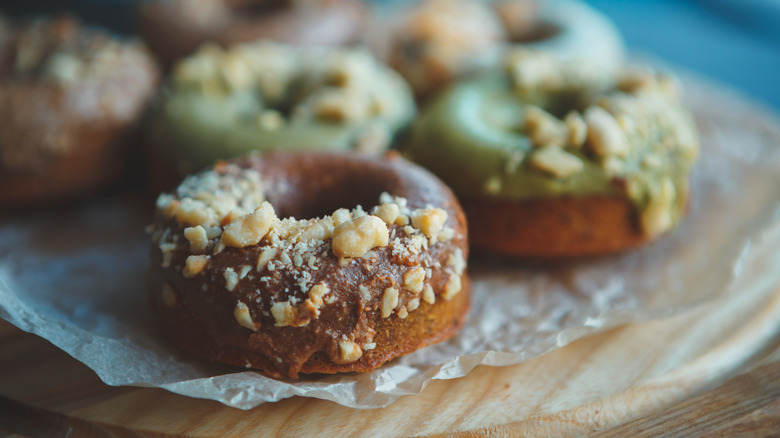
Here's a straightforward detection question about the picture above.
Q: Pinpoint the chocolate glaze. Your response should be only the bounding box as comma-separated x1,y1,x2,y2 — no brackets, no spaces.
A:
149,152,470,378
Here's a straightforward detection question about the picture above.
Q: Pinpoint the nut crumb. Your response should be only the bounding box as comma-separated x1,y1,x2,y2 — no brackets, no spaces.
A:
337,339,363,363
422,284,435,304
332,215,389,258
381,287,399,318
234,301,258,331
183,255,209,278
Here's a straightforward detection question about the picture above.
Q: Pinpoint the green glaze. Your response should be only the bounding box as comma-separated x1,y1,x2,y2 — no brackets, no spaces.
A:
150,45,416,174
406,75,619,199
404,70,699,236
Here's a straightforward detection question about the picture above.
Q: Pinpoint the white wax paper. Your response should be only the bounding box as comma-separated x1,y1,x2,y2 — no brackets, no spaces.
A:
2,76,780,409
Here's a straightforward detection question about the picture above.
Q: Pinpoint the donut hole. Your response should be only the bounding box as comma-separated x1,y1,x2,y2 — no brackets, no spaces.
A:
511,21,561,44
262,156,405,220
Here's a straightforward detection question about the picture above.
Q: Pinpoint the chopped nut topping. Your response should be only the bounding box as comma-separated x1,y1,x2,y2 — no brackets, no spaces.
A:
271,301,297,327
565,111,587,148
256,247,278,272
294,217,335,243
422,284,435,304
332,215,389,258
410,208,448,240
398,307,409,319
585,106,629,158
525,106,568,148
442,275,462,300
373,203,400,225
447,248,466,276
331,208,352,226
234,301,258,331
530,146,584,178
184,225,209,253
337,339,363,363
224,268,239,291
407,297,420,312
306,283,330,309
358,284,371,301
403,267,426,294
381,287,399,318
183,255,209,278
221,202,277,249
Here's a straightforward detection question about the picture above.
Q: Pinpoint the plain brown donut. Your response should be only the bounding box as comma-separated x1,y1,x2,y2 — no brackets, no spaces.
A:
148,152,470,378
0,15,159,208
463,196,654,258
136,0,367,67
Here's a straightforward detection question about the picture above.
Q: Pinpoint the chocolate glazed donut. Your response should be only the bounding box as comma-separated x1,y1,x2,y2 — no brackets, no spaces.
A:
148,152,469,378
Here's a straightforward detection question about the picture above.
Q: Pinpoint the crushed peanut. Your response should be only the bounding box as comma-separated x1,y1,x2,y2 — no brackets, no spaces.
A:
422,284,435,304
224,268,239,291
183,255,209,278
381,287,399,318
530,146,584,178
585,106,629,158
332,215,389,258
442,275,462,300
403,267,426,294
410,208,448,240
234,301,258,331
221,202,277,249
183,225,209,253
337,339,363,363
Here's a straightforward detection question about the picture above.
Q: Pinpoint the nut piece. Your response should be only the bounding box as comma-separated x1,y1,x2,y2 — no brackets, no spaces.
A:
410,208,448,239
530,146,584,178
332,215,389,258
373,203,400,225
183,255,209,278
381,287,399,318
585,106,629,158
447,248,466,276
224,268,239,292
221,202,277,249
403,267,426,294
524,106,568,148
234,301,258,331
441,275,462,301
306,283,330,309
407,297,420,312
184,226,209,253
337,339,363,364
422,284,435,305
565,111,587,148
256,247,278,272
295,217,335,243
271,301,297,327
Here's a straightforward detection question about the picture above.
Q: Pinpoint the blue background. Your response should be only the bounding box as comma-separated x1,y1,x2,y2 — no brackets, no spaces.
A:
3,0,780,111
585,0,780,112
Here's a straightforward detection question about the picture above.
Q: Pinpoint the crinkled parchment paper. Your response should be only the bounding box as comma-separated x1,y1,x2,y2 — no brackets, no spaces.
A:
2,76,780,409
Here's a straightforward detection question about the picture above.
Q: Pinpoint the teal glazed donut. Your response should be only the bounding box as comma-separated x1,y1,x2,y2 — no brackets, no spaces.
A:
147,41,416,177
376,0,625,98
403,49,700,256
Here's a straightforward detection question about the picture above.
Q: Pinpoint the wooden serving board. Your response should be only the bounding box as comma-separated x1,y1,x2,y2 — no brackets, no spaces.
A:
2,263,780,437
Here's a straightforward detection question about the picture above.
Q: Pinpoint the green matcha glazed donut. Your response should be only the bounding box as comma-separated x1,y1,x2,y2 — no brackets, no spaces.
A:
404,49,700,257
147,41,416,179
